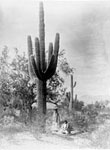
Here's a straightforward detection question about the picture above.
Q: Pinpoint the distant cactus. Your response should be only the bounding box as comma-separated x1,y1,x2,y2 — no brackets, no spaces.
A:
75,94,77,102
69,74,76,111
66,92,70,102
27,2,60,114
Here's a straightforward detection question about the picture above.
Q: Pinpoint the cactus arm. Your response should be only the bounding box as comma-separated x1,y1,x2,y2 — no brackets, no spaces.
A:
44,55,56,79
30,55,44,80
34,37,47,80
48,42,53,65
35,37,40,63
54,33,60,59
27,36,36,79
45,67,57,80
35,37,44,76
44,34,59,79
44,33,60,79
28,36,33,55
73,81,76,88
39,2,46,72
43,33,59,80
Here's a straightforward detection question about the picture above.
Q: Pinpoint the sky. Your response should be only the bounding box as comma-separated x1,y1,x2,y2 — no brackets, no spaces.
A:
0,0,110,97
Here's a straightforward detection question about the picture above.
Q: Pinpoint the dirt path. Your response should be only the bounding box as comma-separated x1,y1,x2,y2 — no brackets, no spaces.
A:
1,117,110,149
0,131,75,150
0,130,92,150
2,120,110,150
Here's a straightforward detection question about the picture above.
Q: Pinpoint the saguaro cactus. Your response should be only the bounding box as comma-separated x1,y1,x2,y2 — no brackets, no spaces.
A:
69,74,76,111
75,94,77,102
27,2,60,115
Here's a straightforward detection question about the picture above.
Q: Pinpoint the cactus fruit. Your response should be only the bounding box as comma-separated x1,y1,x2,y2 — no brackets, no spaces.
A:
69,74,77,111
27,2,60,114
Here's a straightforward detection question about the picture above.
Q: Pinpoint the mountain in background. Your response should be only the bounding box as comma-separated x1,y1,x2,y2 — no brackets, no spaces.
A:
79,95,110,104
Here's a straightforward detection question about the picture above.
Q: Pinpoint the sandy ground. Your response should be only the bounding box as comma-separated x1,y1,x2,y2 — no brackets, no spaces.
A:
0,129,93,150
0,132,74,150
1,119,110,150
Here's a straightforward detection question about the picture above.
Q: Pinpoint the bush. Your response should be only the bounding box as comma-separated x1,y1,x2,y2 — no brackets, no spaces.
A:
0,104,4,119
73,100,84,111
59,102,101,132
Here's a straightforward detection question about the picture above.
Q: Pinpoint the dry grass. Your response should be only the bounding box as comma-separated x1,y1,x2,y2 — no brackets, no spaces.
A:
89,120,110,148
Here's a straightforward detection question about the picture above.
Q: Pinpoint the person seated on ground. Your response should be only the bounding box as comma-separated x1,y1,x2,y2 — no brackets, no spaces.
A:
60,120,73,134
60,120,69,134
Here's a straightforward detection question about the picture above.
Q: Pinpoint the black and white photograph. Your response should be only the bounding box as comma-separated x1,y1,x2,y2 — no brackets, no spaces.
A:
0,0,110,149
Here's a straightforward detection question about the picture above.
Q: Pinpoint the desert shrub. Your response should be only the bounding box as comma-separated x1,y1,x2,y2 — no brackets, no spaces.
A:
73,100,84,111
58,101,102,132
0,104,4,119
73,113,88,131
30,111,50,135
45,110,54,133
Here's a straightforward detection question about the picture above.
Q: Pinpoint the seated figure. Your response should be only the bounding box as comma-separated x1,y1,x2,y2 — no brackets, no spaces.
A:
60,120,69,134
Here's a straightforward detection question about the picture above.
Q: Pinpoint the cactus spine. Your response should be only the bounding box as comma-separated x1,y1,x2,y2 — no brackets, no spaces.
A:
69,74,76,111
27,2,60,114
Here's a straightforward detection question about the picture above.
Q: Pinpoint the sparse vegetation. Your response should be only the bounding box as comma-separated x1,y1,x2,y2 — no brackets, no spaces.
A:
0,42,110,149
0,1,110,150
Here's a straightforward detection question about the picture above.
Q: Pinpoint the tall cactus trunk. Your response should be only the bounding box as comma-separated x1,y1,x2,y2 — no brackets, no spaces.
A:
37,2,46,115
69,75,73,111
37,80,46,114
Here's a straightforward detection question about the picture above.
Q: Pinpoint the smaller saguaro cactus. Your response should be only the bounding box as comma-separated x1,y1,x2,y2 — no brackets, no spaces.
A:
75,94,77,102
69,74,76,111
66,92,71,102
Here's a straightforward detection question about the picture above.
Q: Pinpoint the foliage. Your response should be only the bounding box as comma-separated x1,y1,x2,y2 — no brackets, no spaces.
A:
58,50,73,75
0,46,12,108
47,71,64,101
73,100,84,111
10,49,36,109
0,47,36,123
0,46,109,136
46,50,73,103
59,99,107,132
0,46,72,125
